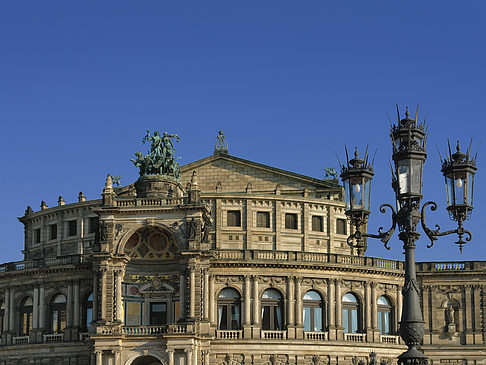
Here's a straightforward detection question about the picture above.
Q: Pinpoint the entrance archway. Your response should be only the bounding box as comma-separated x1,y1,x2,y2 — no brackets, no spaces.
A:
131,355,163,365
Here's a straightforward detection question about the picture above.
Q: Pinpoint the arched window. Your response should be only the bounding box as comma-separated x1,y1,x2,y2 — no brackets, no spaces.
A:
303,290,324,332
50,294,67,334
0,301,5,334
85,293,93,330
261,289,284,330
342,293,360,333
217,288,241,330
377,296,392,335
20,297,33,336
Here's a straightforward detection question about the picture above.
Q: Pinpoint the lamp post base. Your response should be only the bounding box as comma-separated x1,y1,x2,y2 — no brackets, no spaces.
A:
397,346,428,365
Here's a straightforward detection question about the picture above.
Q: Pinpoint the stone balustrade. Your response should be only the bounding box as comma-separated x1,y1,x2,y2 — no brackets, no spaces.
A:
216,330,243,339
304,331,328,341
380,335,400,344
344,333,366,342
261,330,287,340
43,334,63,343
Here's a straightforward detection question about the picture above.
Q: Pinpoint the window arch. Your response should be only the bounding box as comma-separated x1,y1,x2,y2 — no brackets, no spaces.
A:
377,295,393,335
342,292,360,333
20,297,33,336
50,294,67,334
217,288,241,330
261,289,284,330
303,290,324,332
84,293,94,330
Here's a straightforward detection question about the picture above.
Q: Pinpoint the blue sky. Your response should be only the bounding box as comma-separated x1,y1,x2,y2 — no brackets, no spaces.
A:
0,1,484,263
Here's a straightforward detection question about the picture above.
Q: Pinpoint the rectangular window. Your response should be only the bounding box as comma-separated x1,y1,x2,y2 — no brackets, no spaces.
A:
312,216,323,232
227,210,241,227
125,301,143,326
256,212,270,228
336,218,347,235
67,220,77,237
150,302,167,325
285,213,298,230
34,228,41,244
49,224,57,240
88,217,99,234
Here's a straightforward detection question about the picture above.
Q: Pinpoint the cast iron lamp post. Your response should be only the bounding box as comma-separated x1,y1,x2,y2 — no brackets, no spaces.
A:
339,106,478,365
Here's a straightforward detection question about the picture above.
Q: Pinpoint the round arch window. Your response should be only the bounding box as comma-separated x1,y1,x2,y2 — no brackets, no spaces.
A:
261,289,284,330
217,288,241,330
303,290,324,332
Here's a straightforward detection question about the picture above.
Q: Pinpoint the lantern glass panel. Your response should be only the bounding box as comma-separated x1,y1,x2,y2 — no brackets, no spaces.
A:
351,178,364,209
344,179,351,211
398,160,410,195
364,179,371,211
467,172,474,206
445,175,454,208
411,160,423,195
454,171,466,205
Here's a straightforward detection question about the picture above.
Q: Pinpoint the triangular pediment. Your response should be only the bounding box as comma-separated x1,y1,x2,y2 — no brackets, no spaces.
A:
180,153,340,194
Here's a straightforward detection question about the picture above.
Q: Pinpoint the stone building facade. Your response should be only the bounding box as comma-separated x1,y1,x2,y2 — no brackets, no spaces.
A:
0,144,485,365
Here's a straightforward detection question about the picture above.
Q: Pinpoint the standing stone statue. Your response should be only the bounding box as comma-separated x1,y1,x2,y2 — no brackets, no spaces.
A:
214,130,228,154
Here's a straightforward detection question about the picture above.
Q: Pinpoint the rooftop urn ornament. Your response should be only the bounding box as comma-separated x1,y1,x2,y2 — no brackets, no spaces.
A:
214,130,228,154
130,130,181,179
339,104,478,365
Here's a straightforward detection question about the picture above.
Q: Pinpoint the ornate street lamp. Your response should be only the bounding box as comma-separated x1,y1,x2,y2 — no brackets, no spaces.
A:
340,106,478,365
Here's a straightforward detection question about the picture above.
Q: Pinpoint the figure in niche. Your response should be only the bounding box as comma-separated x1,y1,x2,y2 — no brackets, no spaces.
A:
187,218,197,239
202,220,210,243
445,301,456,333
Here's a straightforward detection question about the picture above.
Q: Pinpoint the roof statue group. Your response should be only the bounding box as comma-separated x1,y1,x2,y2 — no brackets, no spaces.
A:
131,130,181,179
131,130,229,179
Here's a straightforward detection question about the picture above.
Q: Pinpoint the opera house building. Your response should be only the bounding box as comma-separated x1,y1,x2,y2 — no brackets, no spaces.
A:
0,131,484,365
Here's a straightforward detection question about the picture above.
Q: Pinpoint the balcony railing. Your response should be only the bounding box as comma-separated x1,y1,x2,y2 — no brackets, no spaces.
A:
261,330,287,340
0,254,88,273
12,336,29,345
43,334,63,343
122,326,167,335
304,331,328,341
216,330,243,339
344,333,365,342
380,335,400,344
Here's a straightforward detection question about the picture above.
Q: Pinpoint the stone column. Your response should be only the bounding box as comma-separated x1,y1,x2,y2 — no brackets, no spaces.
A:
252,276,260,324
33,286,39,329
95,351,102,365
115,270,123,322
473,286,482,344
179,272,185,320
167,350,174,365
92,273,98,322
9,287,14,332
465,286,473,344
287,277,295,337
244,276,251,325
421,286,430,345
67,282,73,328
3,288,9,332
252,275,260,338
203,350,210,365
186,349,193,365
74,281,80,327
294,277,302,339
100,270,107,321
327,279,335,339
243,275,251,338
39,286,45,329
371,283,377,329
335,279,343,340
114,351,121,365
189,267,196,319
365,282,371,333
209,275,215,324
203,270,209,320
